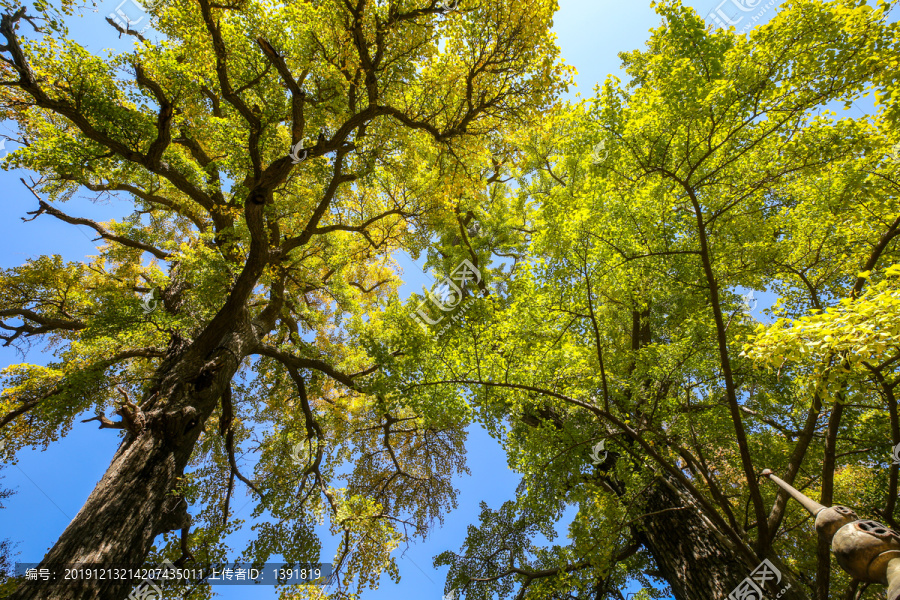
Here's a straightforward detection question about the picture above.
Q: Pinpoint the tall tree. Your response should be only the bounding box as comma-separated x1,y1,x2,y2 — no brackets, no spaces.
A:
398,1,900,599
0,0,570,597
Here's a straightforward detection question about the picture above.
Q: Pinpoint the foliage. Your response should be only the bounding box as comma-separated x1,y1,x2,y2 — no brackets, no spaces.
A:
0,0,571,597
745,263,900,402
391,0,900,598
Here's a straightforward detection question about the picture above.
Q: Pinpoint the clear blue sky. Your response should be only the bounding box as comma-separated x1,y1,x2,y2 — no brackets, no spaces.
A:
0,1,791,598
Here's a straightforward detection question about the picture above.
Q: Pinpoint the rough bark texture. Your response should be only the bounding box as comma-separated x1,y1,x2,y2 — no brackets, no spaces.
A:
9,319,257,600
637,474,807,600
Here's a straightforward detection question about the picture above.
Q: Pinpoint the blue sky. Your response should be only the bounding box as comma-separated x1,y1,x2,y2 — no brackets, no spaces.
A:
0,0,797,598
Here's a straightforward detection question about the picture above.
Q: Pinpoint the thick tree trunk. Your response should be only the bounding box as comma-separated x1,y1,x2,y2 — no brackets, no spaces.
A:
10,324,255,600
637,473,807,600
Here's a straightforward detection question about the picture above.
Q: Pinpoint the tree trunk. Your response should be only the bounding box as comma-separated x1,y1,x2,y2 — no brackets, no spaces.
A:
10,323,255,600
637,473,807,600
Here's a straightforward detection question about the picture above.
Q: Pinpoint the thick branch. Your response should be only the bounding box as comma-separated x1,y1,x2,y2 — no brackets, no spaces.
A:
0,307,86,345
254,344,361,390
256,38,307,143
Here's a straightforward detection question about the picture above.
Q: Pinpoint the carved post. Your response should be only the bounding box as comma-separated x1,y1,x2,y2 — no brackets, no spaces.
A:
761,469,900,600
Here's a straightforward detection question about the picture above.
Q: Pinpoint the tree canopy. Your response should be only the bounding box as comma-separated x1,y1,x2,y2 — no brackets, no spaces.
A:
3,0,900,599
401,1,900,599
0,0,569,597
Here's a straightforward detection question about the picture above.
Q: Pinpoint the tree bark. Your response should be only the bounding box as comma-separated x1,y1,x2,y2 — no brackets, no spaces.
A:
9,320,257,600
637,473,807,600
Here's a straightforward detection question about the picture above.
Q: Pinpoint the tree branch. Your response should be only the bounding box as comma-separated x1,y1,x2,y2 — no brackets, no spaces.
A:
23,196,171,259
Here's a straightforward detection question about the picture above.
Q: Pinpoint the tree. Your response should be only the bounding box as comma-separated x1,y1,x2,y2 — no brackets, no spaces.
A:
396,1,900,598
0,0,570,597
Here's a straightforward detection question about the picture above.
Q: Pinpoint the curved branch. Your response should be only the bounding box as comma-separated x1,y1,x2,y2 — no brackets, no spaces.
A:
220,384,262,498
78,180,210,233
408,377,760,566
0,307,86,346
23,196,171,259
256,38,307,143
254,344,364,390
133,63,174,166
